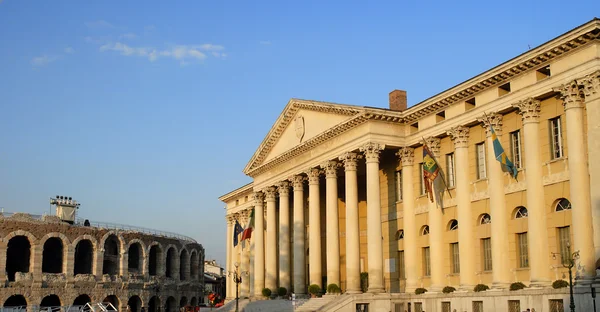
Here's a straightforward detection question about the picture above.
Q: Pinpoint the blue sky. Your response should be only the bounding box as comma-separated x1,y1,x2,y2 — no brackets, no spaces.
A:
0,1,598,266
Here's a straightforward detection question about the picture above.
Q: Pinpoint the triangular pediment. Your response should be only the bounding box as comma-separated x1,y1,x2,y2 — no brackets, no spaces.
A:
244,99,365,175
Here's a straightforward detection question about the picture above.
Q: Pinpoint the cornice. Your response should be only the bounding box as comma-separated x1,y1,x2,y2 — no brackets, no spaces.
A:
218,182,254,202
402,19,599,123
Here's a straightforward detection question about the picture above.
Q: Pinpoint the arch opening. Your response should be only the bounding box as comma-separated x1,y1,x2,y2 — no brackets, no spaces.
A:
148,296,160,312
555,198,572,211
6,235,31,281
448,219,458,231
514,206,528,219
40,295,61,308
128,243,142,274
166,247,177,278
103,295,119,311
127,296,142,312
180,249,189,280
190,251,199,280
74,239,94,275
149,245,162,276
420,225,430,236
166,297,176,312
42,237,64,273
179,297,187,308
4,295,27,307
190,297,197,307
103,235,121,275
479,213,491,225
73,294,91,306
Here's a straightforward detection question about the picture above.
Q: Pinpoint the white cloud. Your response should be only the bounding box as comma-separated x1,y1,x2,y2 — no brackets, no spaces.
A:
85,20,114,29
31,55,57,67
259,40,271,45
98,42,225,64
64,47,75,54
119,33,137,40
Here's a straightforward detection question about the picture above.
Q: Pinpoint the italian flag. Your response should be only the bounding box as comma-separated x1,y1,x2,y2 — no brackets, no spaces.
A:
241,208,254,241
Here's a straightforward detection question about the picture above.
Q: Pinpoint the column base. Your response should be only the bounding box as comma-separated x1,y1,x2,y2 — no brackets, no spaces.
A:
459,284,475,292
367,287,385,294
491,282,511,290
345,289,362,294
528,280,552,288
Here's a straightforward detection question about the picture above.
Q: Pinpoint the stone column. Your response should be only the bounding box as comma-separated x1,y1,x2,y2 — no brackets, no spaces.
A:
249,216,256,297
478,115,512,288
292,175,307,294
423,137,444,291
360,142,385,293
225,215,234,299
323,160,341,288
95,248,104,279
120,251,129,280
0,241,6,284
307,168,323,288
264,187,278,291
65,246,75,282
341,152,361,293
240,210,251,297
253,192,266,297
512,98,551,286
581,72,600,277
447,126,477,289
278,181,291,292
32,243,43,285
556,80,596,281
397,147,417,293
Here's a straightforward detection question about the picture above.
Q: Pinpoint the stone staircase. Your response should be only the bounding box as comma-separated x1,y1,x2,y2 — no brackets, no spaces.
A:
293,296,337,312
212,299,250,312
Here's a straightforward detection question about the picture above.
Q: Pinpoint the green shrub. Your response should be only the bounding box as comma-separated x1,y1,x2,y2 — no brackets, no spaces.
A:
277,287,288,296
553,279,569,289
308,284,321,295
510,282,526,291
360,272,369,293
261,288,272,297
415,288,427,295
474,284,489,292
442,286,456,293
327,283,341,294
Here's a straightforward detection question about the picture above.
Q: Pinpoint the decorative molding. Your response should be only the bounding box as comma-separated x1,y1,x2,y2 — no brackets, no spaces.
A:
447,126,470,148
306,168,322,185
263,186,277,201
226,215,235,224
504,180,526,194
396,147,414,166
360,142,385,163
252,192,264,206
415,203,429,215
277,181,290,197
340,152,361,171
291,175,306,190
422,137,441,157
543,170,570,186
580,70,600,101
322,160,340,178
512,98,541,124
478,113,503,136
554,80,585,110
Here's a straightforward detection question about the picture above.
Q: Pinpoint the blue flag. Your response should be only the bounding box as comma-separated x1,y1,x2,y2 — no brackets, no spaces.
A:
491,126,518,180
233,220,244,247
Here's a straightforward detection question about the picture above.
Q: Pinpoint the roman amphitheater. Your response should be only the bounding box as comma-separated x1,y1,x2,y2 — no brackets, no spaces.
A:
0,211,205,312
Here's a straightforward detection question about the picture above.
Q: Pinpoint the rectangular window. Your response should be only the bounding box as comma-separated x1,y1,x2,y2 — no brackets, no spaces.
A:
395,170,402,201
508,300,521,312
510,130,522,169
398,251,405,279
482,238,492,271
422,247,431,276
419,163,426,196
414,302,423,312
517,232,529,268
550,117,564,159
476,143,487,179
446,153,455,188
549,299,564,312
472,301,484,312
442,302,451,312
451,242,460,273
559,226,571,265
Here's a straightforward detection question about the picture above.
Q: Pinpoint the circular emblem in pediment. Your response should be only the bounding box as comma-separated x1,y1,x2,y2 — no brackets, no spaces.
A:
295,115,305,142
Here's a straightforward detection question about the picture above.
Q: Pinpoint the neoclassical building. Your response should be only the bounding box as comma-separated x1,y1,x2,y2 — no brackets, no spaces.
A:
220,19,600,311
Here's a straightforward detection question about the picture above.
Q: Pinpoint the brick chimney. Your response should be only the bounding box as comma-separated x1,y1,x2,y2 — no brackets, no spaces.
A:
389,89,407,111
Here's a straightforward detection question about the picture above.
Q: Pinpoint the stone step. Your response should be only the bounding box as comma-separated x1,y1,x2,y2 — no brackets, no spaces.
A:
294,297,336,312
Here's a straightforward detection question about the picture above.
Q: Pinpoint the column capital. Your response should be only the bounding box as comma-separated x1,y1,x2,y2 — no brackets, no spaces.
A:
252,192,264,205
580,70,600,101
306,168,322,185
277,181,290,196
263,186,277,202
395,147,414,166
447,126,470,148
240,209,251,223
226,214,236,224
340,152,361,171
554,80,585,110
422,137,441,157
360,142,385,163
322,160,340,178
512,98,541,124
291,175,306,190
478,113,503,137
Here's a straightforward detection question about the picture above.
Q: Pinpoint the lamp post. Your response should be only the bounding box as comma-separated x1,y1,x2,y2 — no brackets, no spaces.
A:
552,242,580,312
228,262,247,312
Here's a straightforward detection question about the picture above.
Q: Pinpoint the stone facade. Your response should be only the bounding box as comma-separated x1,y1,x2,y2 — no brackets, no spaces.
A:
0,213,205,312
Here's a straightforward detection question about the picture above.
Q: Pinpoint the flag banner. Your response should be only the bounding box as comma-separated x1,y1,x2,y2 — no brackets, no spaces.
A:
491,126,518,180
422,144,449,208
240,209,254,241
233,220,244,247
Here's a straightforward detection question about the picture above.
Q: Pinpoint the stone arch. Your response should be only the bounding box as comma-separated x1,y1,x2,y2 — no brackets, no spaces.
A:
179,296,187,307
73,294,91,306
478,213,491,225
3,294,27,307
513,206,528,219
148,296,161,312
102,233,122,275
40,294,61,307
127,239,146,275
5,232,34,281
554,198,572,212
71,235,98,249
190,297,197,306
127,295,142,312
74,239,94,275
447,219,458,231
102,295,120,310
165,296,176,312
147,242,163,276
190,250,199,280
40,233,69,274
165,244,179,279
420,225,429,236
179,248,190,280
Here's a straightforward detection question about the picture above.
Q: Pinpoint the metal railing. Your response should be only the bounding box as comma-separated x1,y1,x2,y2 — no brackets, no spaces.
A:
0,212,196,243
0,306,88,312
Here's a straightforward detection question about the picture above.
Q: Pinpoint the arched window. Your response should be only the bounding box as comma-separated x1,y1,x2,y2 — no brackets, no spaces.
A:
515,206,528,219
448,220,458,231
479,213,491,225
555,198,572,211
395,229,404,240
421,225,430,236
